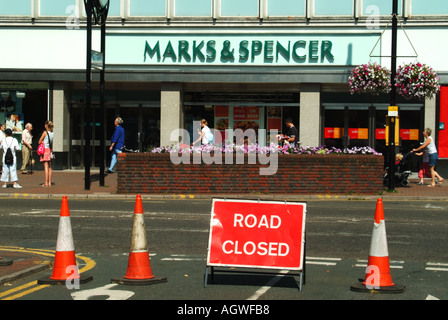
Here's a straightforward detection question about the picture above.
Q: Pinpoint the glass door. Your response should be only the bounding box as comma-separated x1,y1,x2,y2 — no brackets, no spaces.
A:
70,102,117,169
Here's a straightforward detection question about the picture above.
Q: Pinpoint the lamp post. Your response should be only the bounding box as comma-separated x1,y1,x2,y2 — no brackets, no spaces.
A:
84,0,109,190
387,0,399,191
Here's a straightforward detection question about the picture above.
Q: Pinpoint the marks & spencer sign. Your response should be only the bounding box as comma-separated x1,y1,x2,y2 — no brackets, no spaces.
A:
107,32,379,67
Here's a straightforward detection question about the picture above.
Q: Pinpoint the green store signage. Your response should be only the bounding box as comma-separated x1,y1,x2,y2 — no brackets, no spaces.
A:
144,39,334,64
107,33,379,67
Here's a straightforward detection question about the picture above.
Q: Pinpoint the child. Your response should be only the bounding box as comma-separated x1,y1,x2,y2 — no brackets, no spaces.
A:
1,128,22,189
415,150,431,185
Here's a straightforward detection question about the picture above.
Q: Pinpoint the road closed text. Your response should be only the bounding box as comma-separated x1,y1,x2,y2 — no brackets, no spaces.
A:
222,213,289,256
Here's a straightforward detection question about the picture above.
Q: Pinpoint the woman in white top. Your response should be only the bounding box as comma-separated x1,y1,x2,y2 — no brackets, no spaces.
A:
192,119,213,145
412,128,444,187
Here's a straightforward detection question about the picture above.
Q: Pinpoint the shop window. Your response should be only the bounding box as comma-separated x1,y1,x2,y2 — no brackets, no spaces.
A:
398,109,422,152
0,0,31,16
220,0,258,17
175,0,212,16
374,109,388,156
348,108,369,148
411,0,448,15
39,0,76,16
313,0,353,16
267,0,306,17
362,0,402,16
323,107,370,149
324,108,345,149
129,0,166,16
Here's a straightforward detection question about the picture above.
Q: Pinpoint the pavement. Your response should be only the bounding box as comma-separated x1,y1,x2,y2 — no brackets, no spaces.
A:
1,169,447,288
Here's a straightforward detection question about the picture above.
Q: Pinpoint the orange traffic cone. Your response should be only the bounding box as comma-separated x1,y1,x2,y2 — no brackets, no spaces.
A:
38,196,93,285
111,195,167,285
351,198,405,293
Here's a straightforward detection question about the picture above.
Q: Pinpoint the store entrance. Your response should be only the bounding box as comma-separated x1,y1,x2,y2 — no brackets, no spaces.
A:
70,102,117,169
70,102,160,169
119,103,160,152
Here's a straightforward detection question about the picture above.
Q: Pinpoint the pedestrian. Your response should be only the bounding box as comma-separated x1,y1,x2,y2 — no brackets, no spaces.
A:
415,150,431,185
106,117,125,174
412,128,444,187
0,123,5,173
192,119,213,145
38,121,54,187
1,128,22,189
20,123,34,174
281,118,298,148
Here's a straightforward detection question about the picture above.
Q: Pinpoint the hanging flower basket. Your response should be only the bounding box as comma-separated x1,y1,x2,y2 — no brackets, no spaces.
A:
395,63,441,100
348,62,391,95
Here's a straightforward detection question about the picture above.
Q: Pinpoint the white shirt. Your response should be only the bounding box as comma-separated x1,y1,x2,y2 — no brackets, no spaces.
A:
201,126,212,145
426,136,437,155
1,136,20,164
22,128,33,148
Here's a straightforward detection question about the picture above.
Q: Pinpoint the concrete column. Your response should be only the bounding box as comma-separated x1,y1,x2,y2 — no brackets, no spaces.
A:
52,83,70,153
160,83,183,147
300,84,321,147
424,95,437,140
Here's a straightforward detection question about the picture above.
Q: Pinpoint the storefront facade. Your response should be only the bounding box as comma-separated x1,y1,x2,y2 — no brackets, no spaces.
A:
1,0,448,169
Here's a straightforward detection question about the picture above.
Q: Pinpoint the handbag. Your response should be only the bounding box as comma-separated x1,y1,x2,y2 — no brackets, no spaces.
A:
37,142,45,155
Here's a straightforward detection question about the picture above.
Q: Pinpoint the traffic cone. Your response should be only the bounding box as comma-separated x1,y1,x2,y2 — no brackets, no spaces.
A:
38,196,93,285
351,198,405,293
111,195,167,285
0,256,13,266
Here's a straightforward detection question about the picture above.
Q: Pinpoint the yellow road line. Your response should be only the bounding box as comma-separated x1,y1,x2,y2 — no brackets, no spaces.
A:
0,246,96,300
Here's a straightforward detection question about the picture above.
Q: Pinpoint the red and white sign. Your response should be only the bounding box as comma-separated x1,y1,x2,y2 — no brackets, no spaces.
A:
206,199,306,270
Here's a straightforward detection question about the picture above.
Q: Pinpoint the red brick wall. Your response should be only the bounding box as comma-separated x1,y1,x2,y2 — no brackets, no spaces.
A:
117,153,384,195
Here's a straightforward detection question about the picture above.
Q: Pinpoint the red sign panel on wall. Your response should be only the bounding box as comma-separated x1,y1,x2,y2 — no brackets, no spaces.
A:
206,199,306,270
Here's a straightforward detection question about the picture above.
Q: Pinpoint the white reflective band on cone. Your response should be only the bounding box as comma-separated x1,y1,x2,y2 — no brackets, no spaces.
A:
369,220,389,257
55,216,75,252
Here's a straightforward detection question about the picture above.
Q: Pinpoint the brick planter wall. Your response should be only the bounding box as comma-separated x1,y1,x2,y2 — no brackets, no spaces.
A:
117,153,384,195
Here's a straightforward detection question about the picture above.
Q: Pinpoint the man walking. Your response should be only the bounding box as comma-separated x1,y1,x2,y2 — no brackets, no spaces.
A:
106,117,125,174
21,123,34,174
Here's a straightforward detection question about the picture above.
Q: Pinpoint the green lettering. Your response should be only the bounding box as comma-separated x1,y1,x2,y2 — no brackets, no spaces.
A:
178,40,191,62
251,40,262,62
264,40,274,62
276,41,290,62
309,40,319,63
193,40,205,62
206,40,216,62
292,40,306,63
144,41,161,62
239,40,249,62
163,41,177,62
321,40,334,63
221,40,234,62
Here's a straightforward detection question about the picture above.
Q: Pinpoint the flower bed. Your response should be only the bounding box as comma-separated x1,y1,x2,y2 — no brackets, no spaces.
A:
117,145,384,195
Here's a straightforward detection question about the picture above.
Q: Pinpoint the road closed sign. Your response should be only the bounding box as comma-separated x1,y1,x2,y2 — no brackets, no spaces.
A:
206,199,306,270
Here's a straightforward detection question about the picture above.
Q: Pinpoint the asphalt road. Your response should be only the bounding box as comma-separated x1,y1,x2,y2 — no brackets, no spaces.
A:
1,198,447,305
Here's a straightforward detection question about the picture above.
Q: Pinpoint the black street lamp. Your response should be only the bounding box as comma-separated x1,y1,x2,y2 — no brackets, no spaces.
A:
84,0,109,190
387,0,399,191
